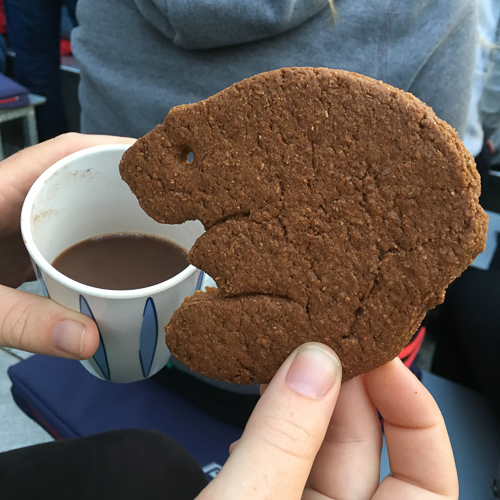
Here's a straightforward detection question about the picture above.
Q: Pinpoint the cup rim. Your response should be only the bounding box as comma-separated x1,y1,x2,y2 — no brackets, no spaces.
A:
20,143,200,300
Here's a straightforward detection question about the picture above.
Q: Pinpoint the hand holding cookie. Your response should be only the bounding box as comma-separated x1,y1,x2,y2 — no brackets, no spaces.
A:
196,344,458,500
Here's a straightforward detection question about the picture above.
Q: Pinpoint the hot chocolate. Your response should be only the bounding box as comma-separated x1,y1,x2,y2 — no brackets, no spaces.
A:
52,232,189,290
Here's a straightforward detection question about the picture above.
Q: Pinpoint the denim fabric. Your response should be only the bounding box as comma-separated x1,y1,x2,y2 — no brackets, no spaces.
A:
3,0,77,140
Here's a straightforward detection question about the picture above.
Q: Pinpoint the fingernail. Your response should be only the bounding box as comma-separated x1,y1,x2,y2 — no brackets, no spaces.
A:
52,320,86,357
286,344,341,398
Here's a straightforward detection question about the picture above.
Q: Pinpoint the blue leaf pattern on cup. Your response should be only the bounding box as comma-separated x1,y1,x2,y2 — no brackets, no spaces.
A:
79,295,111,381
35,265,50,298
195,270,205,291
139,297,158,378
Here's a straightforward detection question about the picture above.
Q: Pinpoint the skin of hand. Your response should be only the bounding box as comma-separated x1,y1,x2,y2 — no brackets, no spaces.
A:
0,135,459,500
197,343,459,500
0,133,135,359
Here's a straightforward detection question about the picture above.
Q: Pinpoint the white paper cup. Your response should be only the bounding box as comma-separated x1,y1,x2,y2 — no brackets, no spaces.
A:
20,144,205,383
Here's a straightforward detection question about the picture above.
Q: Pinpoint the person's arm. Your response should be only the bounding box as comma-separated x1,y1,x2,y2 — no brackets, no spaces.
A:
408,1,476,139
134,0,330,49
0,133,134,358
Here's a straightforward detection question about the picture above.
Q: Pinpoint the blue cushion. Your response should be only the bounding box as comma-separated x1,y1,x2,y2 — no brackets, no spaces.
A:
8,355,241,475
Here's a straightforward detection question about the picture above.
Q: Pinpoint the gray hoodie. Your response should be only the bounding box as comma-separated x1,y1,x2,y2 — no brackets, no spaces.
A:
73,0,477,139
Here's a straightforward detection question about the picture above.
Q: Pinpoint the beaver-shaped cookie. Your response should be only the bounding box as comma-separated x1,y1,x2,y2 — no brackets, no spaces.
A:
120,67,488,383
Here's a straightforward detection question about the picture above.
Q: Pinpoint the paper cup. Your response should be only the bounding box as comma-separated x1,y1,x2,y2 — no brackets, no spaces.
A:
21,144,204,383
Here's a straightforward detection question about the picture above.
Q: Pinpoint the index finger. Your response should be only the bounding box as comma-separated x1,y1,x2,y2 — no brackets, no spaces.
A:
0,133,135,236
1,132,135,195
364,358,459,499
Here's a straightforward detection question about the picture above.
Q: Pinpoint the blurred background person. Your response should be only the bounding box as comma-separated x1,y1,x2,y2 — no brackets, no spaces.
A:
72,0,476,139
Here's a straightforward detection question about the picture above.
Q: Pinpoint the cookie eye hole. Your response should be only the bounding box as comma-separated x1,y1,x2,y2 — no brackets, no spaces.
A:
187,151,194,164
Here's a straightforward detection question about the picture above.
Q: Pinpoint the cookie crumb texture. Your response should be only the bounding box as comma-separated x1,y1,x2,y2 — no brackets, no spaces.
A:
120,67,488,384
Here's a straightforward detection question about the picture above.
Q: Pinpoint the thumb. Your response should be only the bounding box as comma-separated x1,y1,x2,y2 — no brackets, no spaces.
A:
198,342,342,500
0,285,99,359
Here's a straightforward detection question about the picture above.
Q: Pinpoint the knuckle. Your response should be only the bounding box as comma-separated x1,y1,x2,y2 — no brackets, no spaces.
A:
0,295,32,349
56,131,80,143
52,132,83,154
258,411,316,460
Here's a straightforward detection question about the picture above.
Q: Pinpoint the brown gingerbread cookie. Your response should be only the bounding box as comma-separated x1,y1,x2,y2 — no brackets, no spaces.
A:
120,67,488,383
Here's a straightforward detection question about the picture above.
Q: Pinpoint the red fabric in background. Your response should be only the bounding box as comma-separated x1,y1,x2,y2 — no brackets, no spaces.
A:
399,326,426,369
0,0,7,35
60,38,72,55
